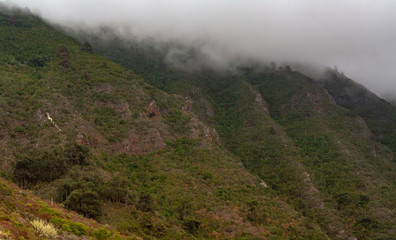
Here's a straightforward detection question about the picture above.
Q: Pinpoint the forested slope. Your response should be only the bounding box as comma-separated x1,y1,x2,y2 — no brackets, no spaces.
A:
0,6,333,239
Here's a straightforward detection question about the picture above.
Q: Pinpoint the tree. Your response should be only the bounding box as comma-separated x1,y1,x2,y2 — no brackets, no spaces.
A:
64,188,101,219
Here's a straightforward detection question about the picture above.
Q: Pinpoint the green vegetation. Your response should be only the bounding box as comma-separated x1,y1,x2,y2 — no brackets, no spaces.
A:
13,143,89,187
30,219,58,239
86,31,396,239
0,178,132,239
319,69,396,154
0,7,329,239
2,5,396,240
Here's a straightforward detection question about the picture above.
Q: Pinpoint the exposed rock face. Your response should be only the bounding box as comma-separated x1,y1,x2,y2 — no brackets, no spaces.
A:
203,126,220,144
188,113,220,144
354,116,372,138
323,89,337,105
141,128,167,153
118,128,166,155
75,133,89,145
199,98,214,117
74,121,108,148
301,171,324,209
245,82,270,115
254,93,269,114
146,101,161,118
34,109,45,126
298,88,336,114
182,97,193,113
114,102,131,120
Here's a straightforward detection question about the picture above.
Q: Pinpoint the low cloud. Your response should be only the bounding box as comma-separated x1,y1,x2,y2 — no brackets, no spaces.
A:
6,0,396,95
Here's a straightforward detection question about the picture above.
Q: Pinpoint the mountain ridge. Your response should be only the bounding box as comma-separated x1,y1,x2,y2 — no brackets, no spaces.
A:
0,7,336,239
80,32,396,239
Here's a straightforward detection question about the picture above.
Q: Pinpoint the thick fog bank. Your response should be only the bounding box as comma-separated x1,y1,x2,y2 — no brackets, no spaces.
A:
4,0,396,96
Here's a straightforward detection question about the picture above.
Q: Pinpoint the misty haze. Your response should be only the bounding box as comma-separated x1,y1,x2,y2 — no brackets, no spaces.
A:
6,0,396,96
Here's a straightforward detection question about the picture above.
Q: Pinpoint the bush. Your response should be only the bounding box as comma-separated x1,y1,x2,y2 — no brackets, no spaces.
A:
30,219,58,239
28,55,45,68
69,222,88,236
49,216,88,236
49,216,68,229
39,204,60,216
92,227,111,240
64,189,101,219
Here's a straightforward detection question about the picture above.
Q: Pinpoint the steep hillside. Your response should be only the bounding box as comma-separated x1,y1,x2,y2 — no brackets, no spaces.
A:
242,67,396,239
318,69,396,154
0,6,332,239
84,33,396,239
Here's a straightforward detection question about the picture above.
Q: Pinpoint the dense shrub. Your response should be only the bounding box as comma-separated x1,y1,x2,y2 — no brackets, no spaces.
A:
13,143,90,188
28,55,45,68
92,227,111,240
30,219,58,239
64,188,101,219
50,216,88,236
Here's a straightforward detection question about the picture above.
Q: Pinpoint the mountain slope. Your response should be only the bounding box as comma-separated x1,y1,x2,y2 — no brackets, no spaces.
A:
84,34,396,239
0,6,332,239
318,69,396,155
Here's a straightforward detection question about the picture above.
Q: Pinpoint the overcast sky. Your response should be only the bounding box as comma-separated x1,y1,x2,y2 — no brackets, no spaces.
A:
5,0,396,95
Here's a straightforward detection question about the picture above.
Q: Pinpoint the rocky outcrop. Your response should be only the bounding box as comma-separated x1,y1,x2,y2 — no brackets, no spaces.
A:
182,97,193,113
354,116,372,138
114,102,131,120
187,112,220,144
199,98,214,117
146,101,161,118
115,128,166,155
254,93,269,114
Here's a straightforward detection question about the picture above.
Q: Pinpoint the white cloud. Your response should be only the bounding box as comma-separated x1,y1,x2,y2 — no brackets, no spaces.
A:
8,0,396,95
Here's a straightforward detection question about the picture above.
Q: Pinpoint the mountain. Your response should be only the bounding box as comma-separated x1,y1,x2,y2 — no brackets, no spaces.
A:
318,69,396,154
79,32,396,239
0,6,334,240
2,5,396,240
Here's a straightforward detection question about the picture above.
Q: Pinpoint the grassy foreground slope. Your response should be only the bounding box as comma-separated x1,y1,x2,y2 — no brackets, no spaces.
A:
0,6,330,239
0,177,138,240
86,35,396,239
